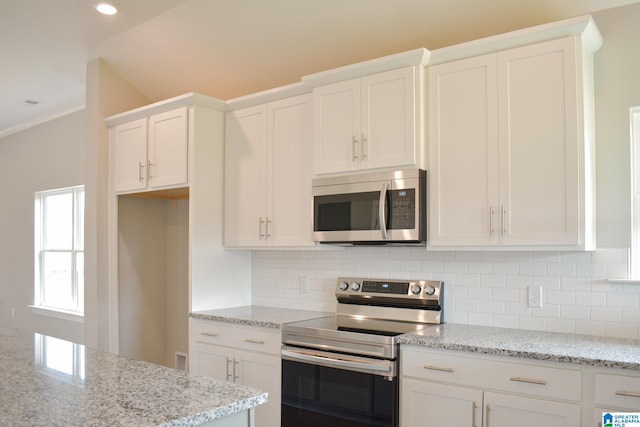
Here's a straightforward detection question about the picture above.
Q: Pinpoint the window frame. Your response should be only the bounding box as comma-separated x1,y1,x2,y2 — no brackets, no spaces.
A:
630,107,640,278
33,185,85,317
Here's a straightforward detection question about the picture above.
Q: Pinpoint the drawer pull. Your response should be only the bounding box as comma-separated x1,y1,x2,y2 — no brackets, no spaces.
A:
423,365,454,373
616,390,640,398
200,332,219,337
244,339,265,345
509,376,547,385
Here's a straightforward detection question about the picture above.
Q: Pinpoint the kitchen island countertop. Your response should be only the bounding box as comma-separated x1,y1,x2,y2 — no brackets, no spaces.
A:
0,326,267,426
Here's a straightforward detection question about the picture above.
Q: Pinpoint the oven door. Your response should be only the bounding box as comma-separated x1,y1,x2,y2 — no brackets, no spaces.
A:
281,346,398,427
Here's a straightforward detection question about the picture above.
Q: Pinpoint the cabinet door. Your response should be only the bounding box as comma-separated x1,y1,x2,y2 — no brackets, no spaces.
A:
189,342,233,382
428,54,499,247
497,37,580,246
148,107,189,189
313,79,360,174
401,378,482,427
362,67,417,170
224,105,268,247
484,392,581,427
235,349,281,427
113,118,148,192
268,94,314,247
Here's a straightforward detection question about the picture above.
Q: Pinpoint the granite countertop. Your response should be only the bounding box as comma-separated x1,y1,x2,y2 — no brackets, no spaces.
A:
190,306,640,371
190,305,333,329
398,323,640,370
0,327,267,426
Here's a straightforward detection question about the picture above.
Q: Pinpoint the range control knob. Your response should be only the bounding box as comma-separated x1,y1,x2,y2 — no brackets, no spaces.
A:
410,284,422,295
339,281,349,291
351,281,361,291
424,284,436,295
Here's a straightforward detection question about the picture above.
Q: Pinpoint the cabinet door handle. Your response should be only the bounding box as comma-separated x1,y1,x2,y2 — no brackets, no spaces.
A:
226,357,233,381
259,217,265,239
147,160,153,180
361,134,368,159
200,331,218,337
472,402,478,427
265,217,272,239
509,376,547,385
423,365,454,373
138,162,145,182
244,339,265,345
616,390,640,398
352,136,359,161
234,360,240,381
489,206,495,236
485,404,491,427
501,205,506,236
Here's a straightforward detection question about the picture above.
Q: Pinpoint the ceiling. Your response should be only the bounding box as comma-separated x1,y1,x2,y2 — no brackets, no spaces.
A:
2,0,640,139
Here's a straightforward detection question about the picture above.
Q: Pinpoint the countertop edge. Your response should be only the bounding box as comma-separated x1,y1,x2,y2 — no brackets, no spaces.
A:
161,392,269,427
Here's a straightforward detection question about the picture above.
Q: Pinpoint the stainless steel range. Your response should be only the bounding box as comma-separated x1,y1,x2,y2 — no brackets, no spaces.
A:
281,277,444,427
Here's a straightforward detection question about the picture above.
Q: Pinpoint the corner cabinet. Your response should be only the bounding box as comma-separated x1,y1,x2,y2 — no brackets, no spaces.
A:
224,93,315,248
428,17,601,250
401,347,582,427
112,107,188,193
313,66,422,174
189,319,281,427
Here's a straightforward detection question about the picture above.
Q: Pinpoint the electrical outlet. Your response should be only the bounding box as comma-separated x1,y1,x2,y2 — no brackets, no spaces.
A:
528,286,543,308
11,308,15,318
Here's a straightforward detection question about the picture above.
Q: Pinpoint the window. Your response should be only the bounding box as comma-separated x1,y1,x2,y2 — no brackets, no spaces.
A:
34,186,84,315
631,107,640,277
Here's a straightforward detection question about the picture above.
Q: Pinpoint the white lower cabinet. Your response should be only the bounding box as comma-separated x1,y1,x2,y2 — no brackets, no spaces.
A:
592,372,640,426
401,347,582,427
189,320,281,427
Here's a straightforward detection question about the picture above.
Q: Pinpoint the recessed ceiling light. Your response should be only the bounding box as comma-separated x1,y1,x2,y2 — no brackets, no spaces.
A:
94,2,118,15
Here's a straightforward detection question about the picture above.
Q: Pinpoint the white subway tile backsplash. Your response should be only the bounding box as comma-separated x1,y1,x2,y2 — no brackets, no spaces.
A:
251,247,640,339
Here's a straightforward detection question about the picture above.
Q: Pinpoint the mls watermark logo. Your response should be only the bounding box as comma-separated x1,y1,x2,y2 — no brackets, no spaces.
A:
603,412,640,427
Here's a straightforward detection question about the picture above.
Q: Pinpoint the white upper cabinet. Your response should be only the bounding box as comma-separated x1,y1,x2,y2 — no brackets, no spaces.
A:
225,94,314,248
147,108,188,189
428,16,601,250
313,66,420,174
111,106,188,193
112,118,148,192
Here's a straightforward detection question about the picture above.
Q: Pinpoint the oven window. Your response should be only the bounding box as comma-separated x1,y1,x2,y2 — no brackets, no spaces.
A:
314,191,384,232
282,359,397,427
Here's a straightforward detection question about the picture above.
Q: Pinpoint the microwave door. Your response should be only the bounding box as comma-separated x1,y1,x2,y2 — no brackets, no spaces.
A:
313,181,390,242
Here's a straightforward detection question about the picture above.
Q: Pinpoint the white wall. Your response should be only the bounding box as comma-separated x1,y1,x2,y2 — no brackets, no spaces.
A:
0,110,86,343
251,4,640,340
84,58,151,350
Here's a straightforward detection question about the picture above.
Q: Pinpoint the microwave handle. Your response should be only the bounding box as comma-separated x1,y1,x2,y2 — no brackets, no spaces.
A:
379,182,389,240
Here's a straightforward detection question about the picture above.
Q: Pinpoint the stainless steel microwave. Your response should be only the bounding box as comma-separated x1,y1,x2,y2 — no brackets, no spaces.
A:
312,169,426,244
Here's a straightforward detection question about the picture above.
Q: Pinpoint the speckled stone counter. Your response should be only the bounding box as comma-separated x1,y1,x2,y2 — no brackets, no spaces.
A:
190,305,332,329
398,323,640,370
0,327,267,426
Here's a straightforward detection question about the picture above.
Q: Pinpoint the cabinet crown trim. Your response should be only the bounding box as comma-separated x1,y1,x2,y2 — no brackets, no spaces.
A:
105,92,225,127
429,14,602,66
301,47,430,88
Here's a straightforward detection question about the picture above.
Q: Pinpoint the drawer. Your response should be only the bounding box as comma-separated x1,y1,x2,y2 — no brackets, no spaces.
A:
401,347,582,401
594,372,640,409
189,319,281,355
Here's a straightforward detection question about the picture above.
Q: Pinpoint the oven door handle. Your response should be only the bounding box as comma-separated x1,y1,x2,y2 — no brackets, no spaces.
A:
282,348,394,377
